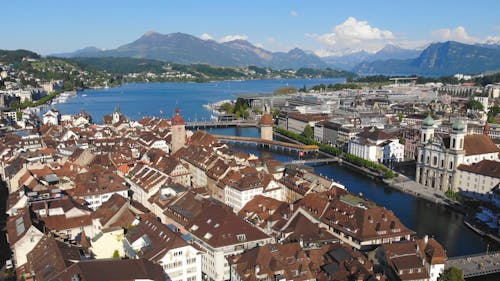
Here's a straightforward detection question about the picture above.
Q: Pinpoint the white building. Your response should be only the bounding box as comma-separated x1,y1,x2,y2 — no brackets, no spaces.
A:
224,172,283,212
6,208,44,268
382,140,405,164
348,126,401,163
416,116,500,192
124,213,202,281
187,203,273,281
43,109,61,125
457,160,500,195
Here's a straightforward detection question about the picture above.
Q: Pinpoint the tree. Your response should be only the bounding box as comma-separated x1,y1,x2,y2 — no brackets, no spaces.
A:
468,100,484,111
398,112,404,122
438,267,464,281
303,125,314,139
112,250,120,259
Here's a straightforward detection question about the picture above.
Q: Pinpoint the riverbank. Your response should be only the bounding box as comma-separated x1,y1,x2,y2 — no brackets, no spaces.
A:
273,129,500,247
273,130,470,211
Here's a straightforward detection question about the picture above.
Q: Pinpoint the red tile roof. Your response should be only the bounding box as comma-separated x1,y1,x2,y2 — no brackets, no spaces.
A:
464,134,500,156
187,203,270,248
458,159,500,178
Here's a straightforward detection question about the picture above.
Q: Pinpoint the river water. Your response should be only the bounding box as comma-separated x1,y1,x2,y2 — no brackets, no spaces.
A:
48,80,498,258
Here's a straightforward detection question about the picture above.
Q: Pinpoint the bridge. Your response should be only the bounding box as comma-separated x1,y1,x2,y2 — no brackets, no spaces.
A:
185,120,258,128
284,158,340,165
445,251,500,277
212,135,319,153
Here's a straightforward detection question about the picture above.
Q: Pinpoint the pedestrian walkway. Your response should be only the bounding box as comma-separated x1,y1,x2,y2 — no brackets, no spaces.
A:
446,251,500,277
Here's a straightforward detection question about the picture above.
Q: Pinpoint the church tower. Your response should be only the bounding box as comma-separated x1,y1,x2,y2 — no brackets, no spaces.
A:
112,104,121,124
259,106,274,141
171,107,186,153
420,114,435,144
450,119,465,151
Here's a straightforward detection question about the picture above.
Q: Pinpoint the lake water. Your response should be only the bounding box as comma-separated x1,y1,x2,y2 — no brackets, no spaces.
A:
49,79,498,258
50,78,344,123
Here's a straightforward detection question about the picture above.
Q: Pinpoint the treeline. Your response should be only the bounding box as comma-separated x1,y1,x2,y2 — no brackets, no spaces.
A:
218,98,250,118
348,72,500,86
173,64,244,78
305,83,361,92
0,49,40,64
348,74,461,84
296,68,355,78
70,57,166,74
274,127,395,178
475,72,500,86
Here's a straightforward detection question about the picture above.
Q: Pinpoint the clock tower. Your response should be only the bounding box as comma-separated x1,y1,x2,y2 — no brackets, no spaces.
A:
171,107,186,153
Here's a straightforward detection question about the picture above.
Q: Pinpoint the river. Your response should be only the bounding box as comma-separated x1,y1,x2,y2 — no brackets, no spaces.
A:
46,80,498,258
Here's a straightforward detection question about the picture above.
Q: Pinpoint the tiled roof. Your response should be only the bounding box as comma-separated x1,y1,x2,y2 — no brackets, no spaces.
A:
125,213,189,262
50,258,166,281
6,208,35,245
458,159,500,178
187,203,270,248
27,235,82,281
229,243,315,281
92,193,136,228
42,214,92,232
464,135,500,156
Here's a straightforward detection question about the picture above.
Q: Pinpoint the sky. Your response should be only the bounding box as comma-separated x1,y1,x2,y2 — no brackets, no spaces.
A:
2,0,500,56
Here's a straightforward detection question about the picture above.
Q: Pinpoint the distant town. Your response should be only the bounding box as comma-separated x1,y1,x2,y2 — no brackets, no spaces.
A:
1,51,500,281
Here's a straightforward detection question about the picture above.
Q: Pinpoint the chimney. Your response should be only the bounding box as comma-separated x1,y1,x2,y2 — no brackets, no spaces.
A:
289,203,294,212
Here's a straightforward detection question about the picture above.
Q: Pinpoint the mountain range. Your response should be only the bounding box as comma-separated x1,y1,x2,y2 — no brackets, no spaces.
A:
55,32,327,69
353,41,500,76
54,31,500,76
322,44,422,70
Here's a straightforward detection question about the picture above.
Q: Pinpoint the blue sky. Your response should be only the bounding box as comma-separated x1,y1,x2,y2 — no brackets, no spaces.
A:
3,0,499,56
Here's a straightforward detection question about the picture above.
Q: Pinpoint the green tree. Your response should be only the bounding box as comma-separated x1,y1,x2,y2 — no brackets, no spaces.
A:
438,267,465,281
303,124,314,139
487,105,500,123
112,250,120,259
398,112,404,122
468,100,484,111
271,108,280,118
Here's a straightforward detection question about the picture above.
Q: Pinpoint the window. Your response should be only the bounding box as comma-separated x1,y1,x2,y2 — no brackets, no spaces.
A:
433,156,437,166
452,138,456,149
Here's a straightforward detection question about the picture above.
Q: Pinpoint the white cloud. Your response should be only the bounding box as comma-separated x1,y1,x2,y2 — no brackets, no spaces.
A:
313,49,336,57
431,26,479,43
200,33,213,40
255,43,264,48
219,34,248,43
290,10,298,17
266,37,276,43
310,17,394,52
